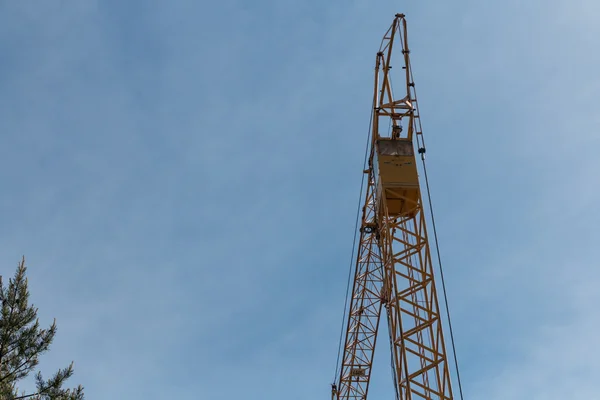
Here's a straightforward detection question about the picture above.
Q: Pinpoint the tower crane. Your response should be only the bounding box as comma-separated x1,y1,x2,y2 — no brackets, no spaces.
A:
332,14,460,400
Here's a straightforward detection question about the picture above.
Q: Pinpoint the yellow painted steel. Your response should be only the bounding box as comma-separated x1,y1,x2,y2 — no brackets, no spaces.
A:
376,138,420,217
334,14,455,400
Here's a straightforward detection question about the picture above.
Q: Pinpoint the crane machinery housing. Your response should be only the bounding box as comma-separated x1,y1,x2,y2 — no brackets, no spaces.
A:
331,14,460,400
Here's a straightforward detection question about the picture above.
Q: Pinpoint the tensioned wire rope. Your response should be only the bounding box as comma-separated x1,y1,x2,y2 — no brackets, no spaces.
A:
332,93,375,385
332,34,399,389
405,51,466,400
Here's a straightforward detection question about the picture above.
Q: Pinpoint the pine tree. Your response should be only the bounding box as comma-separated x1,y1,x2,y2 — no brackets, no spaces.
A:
0,258,84,400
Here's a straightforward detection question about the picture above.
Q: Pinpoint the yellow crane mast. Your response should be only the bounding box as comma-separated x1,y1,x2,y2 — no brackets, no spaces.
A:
332,14,458,400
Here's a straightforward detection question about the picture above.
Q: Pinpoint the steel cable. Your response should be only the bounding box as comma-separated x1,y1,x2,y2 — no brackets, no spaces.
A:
332,96,376,385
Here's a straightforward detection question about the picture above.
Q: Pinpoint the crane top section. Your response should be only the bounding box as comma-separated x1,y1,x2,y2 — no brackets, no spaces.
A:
371,14,422,218
372,14,417,143
333,13,456,400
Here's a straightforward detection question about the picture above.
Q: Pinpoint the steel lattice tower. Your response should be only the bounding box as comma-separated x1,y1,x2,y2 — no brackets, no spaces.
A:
332,14,455,400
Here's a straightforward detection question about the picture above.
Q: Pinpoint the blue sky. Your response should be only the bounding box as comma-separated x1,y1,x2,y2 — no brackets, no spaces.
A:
1,0,599,399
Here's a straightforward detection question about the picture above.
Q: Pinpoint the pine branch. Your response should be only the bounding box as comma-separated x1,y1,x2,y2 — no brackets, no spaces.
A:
0,258,84,399
0,264,22,367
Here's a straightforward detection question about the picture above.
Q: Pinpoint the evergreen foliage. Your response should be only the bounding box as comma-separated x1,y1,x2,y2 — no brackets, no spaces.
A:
0,258,84,400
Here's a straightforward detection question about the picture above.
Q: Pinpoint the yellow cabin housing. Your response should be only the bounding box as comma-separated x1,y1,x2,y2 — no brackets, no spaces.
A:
375,138,420,217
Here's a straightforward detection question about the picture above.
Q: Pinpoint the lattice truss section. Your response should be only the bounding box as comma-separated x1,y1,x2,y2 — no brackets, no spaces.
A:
380,199,453,400
337,175,384,400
